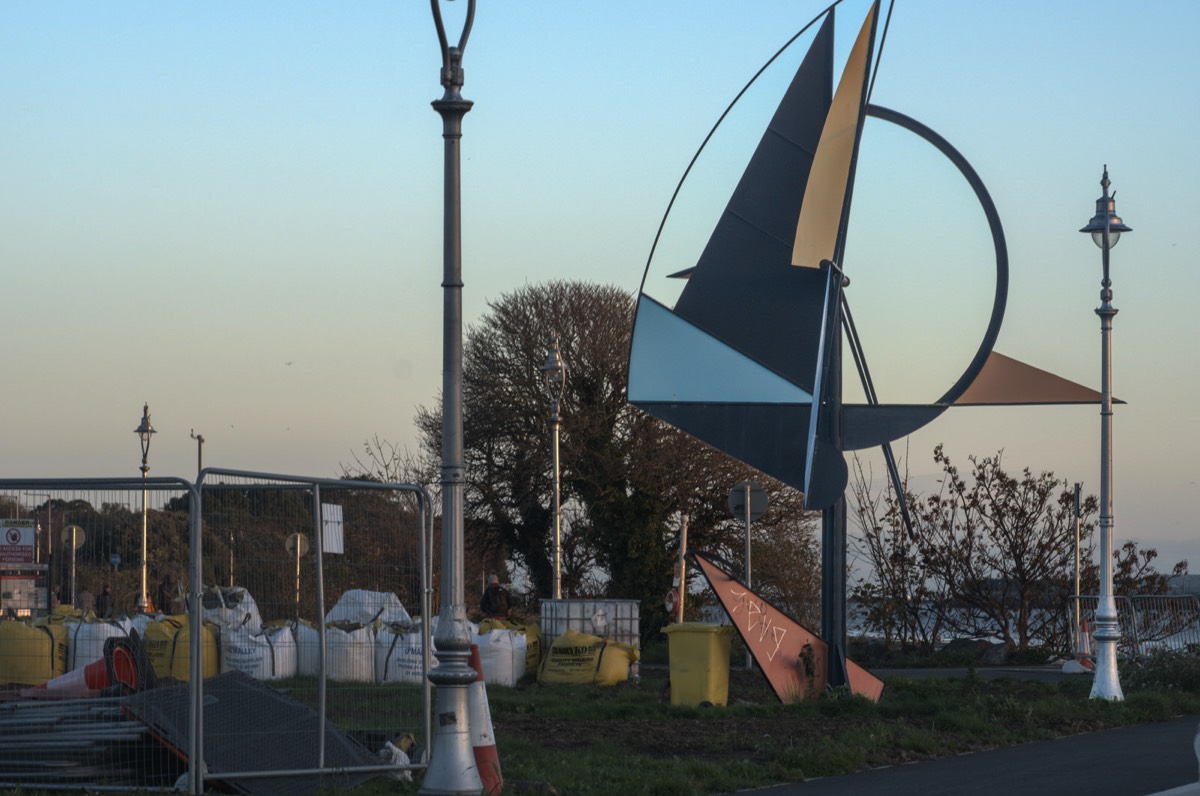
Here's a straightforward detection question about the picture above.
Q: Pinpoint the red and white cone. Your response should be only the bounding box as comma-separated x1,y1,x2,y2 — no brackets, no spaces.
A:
1076,618,1095,670
37,644,137,693
1063,619,1095,674
468,644,503,796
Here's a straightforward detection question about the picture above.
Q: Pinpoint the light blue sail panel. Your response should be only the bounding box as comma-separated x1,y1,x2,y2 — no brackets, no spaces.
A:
628,296,813,405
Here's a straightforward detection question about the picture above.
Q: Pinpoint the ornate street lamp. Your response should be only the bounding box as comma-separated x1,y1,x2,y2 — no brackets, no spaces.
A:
134,403,156,613
422,1,482,793
541,333,567,599
1080,166,1131,701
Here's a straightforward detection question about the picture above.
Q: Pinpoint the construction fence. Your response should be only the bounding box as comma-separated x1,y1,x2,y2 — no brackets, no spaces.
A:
1076,594,1200,658
0,469,433,795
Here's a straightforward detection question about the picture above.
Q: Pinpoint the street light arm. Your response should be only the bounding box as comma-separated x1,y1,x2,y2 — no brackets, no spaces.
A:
431,0,475,94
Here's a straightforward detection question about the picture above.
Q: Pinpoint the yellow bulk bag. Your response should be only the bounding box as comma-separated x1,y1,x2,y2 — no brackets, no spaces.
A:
537,627,638,686
143,615,219,681
0,619,67,686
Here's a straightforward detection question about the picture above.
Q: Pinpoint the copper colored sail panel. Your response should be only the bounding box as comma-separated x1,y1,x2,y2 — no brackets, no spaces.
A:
792,2,878,269
692,552,883,703
954,351,1109,405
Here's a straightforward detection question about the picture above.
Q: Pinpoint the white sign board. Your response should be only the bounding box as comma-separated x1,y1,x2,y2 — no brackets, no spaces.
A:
321,504,344,555
1,520,36,566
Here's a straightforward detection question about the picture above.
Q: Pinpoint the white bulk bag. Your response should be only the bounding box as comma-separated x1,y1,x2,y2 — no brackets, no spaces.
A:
67,618,131,671
264,625,297,680
293,620,321,677
326,590,412,628
375,624,426,684
129,613,155,637
222,624,299,681
326,623,375,683
201,587,263,634
475,629,527,687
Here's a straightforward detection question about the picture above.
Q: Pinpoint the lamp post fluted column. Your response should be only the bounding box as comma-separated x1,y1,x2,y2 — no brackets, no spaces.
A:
134,403,156,614
1080,165,1131,701
422,1,482,793
541,333,566,599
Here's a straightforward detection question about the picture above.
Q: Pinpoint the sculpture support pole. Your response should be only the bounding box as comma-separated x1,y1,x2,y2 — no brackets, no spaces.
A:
821,265,848,689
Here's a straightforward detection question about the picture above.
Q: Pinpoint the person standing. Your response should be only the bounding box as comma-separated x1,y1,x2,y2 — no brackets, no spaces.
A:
95,584,114,619
480,574,510,619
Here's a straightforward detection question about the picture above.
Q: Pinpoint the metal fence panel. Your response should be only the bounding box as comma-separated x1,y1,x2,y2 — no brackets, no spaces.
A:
191,470,432,794
1075,594,1200,658
1,478,196,791
1,472,433,795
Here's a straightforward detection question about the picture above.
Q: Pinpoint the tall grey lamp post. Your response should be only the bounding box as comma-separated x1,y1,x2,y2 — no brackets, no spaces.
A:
1080,166,1131,701
134,403,156,613
541,333,566,599
422,1,482,794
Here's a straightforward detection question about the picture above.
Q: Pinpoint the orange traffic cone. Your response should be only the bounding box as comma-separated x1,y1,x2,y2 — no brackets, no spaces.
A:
468,644,503,796
38,643,137,693
1076,619,1095,670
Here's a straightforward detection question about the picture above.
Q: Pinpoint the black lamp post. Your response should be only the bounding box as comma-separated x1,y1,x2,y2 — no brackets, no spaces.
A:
1079,166,1131,701
134,403,155,613
541,333,566,599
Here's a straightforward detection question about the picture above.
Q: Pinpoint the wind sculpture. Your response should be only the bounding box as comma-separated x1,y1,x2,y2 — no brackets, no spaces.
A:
627,0,1104,693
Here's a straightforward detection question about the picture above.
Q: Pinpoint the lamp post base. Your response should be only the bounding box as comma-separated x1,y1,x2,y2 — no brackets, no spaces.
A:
420,637,482,795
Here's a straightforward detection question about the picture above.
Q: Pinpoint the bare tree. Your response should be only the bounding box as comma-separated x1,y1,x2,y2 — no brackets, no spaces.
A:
401,280,822,636
849,453,950,653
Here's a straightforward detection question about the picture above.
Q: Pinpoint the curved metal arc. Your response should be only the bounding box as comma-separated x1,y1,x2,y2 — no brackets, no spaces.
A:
864,104,1009,405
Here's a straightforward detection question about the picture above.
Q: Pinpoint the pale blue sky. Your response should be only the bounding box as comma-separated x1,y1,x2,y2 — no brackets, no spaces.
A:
2,2,1197,565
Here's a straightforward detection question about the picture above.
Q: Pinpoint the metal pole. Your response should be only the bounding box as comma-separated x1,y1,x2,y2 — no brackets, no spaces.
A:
135,403,154,614
139,468,149,612
422,2,482,793
191,429,204,478
313,485,327,767
677,514,688,624
744,483,752,669
1089,167,1124,701
294,538,302,621
1080,482,1089,638
69,526,76,607
552,391,562,599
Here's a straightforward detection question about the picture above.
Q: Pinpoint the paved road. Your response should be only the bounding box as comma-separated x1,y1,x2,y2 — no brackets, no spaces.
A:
730,668,1196,795
734,713,1200,796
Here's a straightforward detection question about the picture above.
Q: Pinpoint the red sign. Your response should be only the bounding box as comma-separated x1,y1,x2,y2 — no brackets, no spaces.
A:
1,521,35,565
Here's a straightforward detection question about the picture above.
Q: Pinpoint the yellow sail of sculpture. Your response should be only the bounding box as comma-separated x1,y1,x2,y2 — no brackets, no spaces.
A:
792,2,878,269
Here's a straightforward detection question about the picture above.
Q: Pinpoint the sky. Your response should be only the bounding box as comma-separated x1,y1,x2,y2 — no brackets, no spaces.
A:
2,2,1198,568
